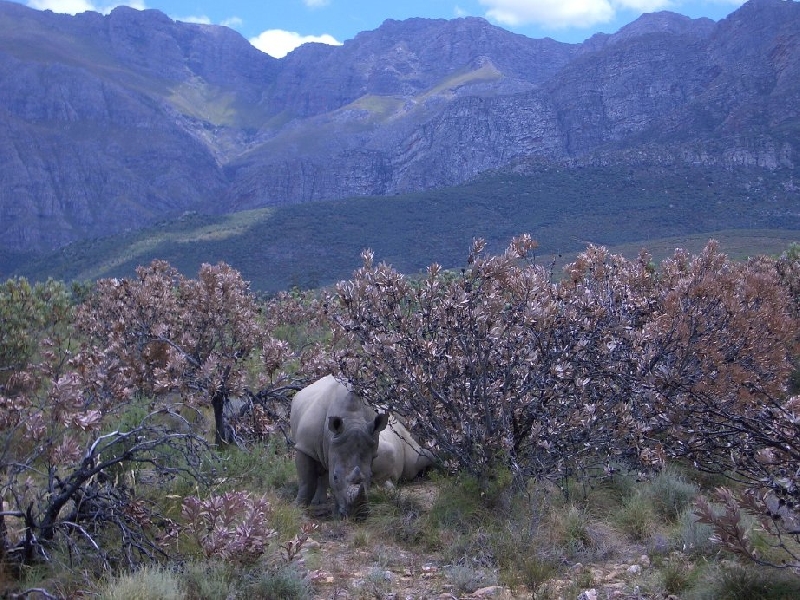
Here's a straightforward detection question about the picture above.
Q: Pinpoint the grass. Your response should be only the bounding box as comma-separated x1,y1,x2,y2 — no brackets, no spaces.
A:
97,566,185,600
686,563,800,600
7,435,800,598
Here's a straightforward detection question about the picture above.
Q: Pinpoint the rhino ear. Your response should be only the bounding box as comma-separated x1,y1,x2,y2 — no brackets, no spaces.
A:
372,413,389,434
328,416,344,435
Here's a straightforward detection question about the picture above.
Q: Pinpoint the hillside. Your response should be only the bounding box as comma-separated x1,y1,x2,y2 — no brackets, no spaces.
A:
0,0,799,266
10,164,798,292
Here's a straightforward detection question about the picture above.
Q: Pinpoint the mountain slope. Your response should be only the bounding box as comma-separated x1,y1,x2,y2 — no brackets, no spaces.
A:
0,0,798,261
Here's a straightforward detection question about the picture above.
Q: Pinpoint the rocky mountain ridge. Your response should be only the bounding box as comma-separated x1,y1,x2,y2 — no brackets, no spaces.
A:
0,0,798,256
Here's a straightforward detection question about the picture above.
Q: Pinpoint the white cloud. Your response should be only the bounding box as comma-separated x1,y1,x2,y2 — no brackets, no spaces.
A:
221,16,243,28
614,0,673,10
27,1,245,32
27,0,146,15
303,0,331,7
178,15,211,25
477,0,747,29
27,0,95,11
249,29,342,58
479,0,615,28
27,0,145,14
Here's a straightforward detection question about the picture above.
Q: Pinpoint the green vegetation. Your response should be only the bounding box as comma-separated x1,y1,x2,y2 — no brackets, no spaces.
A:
11,164,799,293
2,243,799,598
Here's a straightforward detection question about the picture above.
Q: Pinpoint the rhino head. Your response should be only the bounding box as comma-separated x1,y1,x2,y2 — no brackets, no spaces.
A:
327,412,389,519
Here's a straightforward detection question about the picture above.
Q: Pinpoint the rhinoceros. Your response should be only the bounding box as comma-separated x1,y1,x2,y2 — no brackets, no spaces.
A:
290,375,389,518
290,375,434,518
373,417,435,487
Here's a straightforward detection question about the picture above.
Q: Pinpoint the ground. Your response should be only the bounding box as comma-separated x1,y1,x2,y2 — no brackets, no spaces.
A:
292,481,675,600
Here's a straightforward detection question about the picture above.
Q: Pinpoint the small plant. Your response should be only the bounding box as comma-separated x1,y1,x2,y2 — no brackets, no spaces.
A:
688,563,800,600
181,491,277,562
615,493,655,542
645,467,699,522
659,556,695,595
357,567,393,599
243,564,311,600
98,566,185,600
444,564,498,594
511,554,559,596
558,505,595,556
181,561,235,600
678,508,717,556
282,522,318,562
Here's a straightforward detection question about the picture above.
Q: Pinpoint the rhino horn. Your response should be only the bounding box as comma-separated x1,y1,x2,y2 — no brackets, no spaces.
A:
350,465,364,484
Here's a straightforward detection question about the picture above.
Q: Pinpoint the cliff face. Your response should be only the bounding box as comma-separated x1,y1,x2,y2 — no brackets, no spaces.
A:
0,0,798,254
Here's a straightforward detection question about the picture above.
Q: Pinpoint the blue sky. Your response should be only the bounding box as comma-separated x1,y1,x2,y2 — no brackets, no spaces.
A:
20,1,749,58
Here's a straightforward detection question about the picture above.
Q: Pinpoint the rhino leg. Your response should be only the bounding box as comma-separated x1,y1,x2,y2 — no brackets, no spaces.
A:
310,471,329,507
295,450,322,505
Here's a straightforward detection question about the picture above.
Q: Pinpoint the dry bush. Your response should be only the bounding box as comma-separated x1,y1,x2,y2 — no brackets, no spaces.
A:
0,263,332,577
329,237,800,565
78,261,335,446
330,237,653,484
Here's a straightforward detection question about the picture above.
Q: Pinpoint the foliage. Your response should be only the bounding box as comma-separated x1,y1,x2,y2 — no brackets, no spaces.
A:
686,562,800,600
97,565,185,600
644,467,699,523
640,245,798,486
0,263,333,581
242,564,311,600
330,237,800,567
2,236,800,595
76,260,333,446
180,491,276,562
0,273,214,572
331,237,650,483
0,277,73,382
180,560,236,600
76,260,279,445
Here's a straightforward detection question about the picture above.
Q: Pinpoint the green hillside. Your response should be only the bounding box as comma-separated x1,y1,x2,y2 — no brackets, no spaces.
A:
10,164,799,292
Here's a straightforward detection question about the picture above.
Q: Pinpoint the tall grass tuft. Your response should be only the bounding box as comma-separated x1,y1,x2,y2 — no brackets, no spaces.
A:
687,563,800,600
181,561,235,600
243,564,311,600
645,467,699,522
98,566,185,600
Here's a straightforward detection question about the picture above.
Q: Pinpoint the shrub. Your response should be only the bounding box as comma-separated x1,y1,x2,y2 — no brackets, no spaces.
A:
678,508,717,556
331,238,650,484
181,491,276,562
659,556,696,595
444,564,498,594
688,563,800,600
98,566,185,600
180,561,235,600
331,238,799,565
243,564,311,600
614,493,655,542
645,467,699,522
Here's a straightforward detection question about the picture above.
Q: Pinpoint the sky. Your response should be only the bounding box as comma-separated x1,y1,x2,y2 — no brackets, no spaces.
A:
19,0,749,58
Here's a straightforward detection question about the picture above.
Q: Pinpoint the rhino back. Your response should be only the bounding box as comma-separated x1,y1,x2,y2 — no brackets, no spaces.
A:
290,375,377,466
374,418,434,483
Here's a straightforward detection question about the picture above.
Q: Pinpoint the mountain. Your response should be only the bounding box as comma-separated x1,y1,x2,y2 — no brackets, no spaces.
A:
0,0,798,266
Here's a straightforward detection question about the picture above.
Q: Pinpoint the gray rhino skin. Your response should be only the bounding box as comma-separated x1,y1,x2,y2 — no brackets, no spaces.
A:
291,375,388,518
373,416,435,486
